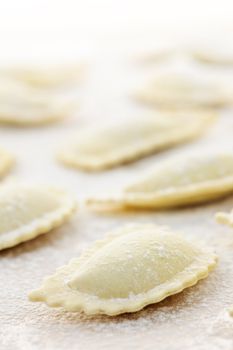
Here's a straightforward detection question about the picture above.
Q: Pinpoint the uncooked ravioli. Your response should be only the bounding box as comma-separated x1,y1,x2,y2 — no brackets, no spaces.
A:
0,184,77,250
0,79,75,126
58,111,215,171
135,73,231,108
87,152,233,210
1,63,84,87
192,45,233,66
29,224,217,316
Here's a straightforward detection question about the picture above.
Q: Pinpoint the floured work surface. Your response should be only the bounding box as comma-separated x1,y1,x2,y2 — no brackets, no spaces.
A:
0,56,233,350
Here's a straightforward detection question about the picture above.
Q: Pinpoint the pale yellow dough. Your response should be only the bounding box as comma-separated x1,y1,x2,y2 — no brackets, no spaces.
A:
192,47,233,66
29,224,217,316
216,209,233,228
0,78,75,126
135,73,231,108
87,153,233,210
0,147,14,177
58,111,215,171
0,185,77,250
1,63,84,87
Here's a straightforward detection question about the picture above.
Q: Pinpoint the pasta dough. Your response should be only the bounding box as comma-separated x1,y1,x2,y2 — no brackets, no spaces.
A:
0,184,77,250
58,111,215,171
1,63,84,87
0,147,14,177
135,73,231,108
216,209,233,228
0,79,74,126
29,224,217,316
87,153,233,210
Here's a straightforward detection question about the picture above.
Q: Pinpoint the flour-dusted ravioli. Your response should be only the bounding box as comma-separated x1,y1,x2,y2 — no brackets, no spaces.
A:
29,224,217,316
0,79,75,126
135,73,231,108
0,147,14,178
1,63,84,87
0,184,77,250
229,306,233,316
216,209,233,228
87,153,233,210
57,112,215,171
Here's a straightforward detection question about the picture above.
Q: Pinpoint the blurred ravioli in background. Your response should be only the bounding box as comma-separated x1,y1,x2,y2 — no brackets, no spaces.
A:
191,42,233,66
57,111,216,171
135,72,232,109
0,77,76,126
0,63,85,88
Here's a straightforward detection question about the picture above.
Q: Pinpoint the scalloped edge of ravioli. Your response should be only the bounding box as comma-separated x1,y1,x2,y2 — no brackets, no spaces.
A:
57,111,216,171
86,153,233,210
0,147,14,177
29,224,217,316
0,185,77,250
216,209,233,228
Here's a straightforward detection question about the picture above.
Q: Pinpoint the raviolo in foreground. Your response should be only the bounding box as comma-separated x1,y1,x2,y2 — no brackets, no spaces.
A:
29,224,217,316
